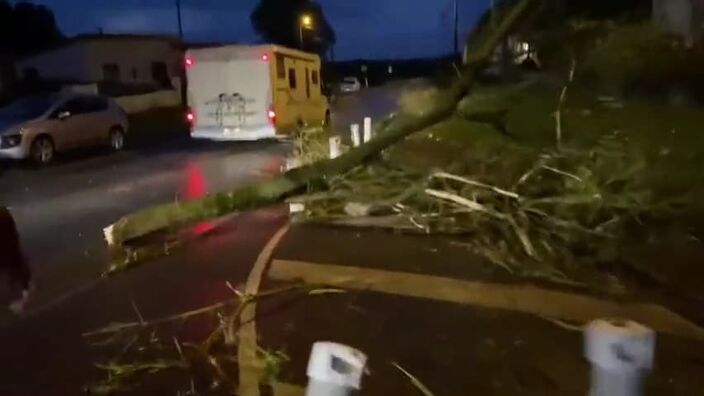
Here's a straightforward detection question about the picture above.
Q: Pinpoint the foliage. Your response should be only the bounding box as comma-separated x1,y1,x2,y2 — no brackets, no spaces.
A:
85,285,311,395
583,23,704,98
297,128,671,284
0,0,64,55
250,0,336,55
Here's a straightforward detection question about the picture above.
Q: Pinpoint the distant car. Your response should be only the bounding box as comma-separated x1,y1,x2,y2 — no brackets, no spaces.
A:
339,77,361,93
0,93,128,165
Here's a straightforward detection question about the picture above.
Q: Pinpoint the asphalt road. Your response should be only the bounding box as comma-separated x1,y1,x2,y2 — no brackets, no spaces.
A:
0,83,405,317
0,138,289,312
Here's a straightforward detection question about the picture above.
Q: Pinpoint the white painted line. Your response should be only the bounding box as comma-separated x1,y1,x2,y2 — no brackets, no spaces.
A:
238,225,291,396
268,260,704,341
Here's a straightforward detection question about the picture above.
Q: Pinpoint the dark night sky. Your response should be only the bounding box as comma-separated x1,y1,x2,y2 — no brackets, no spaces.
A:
35,0,489,60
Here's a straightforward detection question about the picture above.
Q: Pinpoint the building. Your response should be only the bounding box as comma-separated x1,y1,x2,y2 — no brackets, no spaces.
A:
15,34,182,93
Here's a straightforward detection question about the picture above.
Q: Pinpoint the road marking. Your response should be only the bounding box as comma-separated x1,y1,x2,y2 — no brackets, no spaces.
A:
269,259,704,341
238,224,291,396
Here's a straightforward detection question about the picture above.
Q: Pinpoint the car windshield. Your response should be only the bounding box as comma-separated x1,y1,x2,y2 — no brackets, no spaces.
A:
0,95,57,119
343,77,357,83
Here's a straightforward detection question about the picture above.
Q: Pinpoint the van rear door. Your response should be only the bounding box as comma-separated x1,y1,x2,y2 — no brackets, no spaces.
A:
188,56,271,132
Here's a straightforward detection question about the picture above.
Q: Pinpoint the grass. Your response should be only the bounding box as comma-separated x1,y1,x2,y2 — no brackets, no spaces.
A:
297,78,704,289
393,80,704,211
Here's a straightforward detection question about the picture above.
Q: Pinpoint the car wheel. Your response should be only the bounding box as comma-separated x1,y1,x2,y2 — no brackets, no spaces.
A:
109,127,125,152
30,136,54,165
323,111,331,127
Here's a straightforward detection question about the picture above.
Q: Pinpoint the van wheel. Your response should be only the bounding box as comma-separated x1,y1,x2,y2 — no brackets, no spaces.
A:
109,127,125,152
30,136,55,166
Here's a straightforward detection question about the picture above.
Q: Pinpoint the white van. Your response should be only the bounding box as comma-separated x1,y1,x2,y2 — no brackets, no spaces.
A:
185,44,329,141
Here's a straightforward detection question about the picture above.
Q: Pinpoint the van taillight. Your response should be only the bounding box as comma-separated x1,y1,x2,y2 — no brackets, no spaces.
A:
267,106,276,125
185,56,194,68
186,109,195,131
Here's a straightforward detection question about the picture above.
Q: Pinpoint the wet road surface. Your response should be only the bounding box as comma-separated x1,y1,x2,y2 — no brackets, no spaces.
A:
0,82,408,318
0,138,289,316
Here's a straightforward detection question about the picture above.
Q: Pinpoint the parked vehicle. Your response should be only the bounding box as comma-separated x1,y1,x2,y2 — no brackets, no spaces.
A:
185,44,330,141
339,76,362,93
0,93,128,165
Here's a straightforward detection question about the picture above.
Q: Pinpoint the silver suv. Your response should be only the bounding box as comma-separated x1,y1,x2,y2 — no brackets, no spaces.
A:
0,93,129,165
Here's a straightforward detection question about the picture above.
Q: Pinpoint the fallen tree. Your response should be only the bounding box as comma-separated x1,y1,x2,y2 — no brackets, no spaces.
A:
104,0,538,273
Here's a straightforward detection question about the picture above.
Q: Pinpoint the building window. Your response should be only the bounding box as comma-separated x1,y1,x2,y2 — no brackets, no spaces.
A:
288,68,297,89
311,70,319,85
102,63,120,82
131,68,138,80
151,61,170,88
276,54,285,79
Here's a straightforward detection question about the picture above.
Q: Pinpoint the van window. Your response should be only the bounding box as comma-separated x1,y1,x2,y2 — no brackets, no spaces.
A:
288,68,297,89
276,54,285,79
311,70,319,85
305,68,311,98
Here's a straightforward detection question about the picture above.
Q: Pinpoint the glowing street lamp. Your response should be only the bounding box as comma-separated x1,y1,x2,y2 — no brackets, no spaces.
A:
299,14,313,50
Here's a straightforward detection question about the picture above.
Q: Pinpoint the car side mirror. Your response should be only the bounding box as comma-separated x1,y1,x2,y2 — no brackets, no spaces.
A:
57,111,71,120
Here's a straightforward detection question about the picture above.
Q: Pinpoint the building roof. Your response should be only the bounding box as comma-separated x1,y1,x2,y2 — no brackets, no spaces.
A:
71,33,181,44
18,33,182,61
187,44,319,63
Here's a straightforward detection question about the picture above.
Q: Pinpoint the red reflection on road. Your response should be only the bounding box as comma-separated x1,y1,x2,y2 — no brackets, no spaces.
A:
185,162,206,199
184,163,216,235
192,222,216,235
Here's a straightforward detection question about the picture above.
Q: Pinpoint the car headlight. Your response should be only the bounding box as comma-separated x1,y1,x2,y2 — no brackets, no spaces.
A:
0,134,22,148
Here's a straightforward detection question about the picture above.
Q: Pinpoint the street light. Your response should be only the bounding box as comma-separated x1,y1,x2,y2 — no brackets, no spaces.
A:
299,14,313,50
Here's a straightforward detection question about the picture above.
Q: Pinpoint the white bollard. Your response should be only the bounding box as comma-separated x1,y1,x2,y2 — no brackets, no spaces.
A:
285,158,305,214
350,124,361,147
306,342,367,396
363,117,372,143
329,136,342,159
584,319,655,396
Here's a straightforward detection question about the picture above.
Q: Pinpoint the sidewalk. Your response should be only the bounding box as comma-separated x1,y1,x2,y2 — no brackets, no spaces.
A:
0,210,703,395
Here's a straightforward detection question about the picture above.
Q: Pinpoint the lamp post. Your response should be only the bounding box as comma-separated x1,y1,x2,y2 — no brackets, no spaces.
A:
299,14,313,50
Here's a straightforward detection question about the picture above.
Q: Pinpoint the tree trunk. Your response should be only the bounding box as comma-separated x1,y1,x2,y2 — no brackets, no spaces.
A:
104,0,538,272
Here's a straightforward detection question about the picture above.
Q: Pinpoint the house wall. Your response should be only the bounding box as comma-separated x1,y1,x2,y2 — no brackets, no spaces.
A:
115,89,180,114
79,39,181,85
15,44,91,82
16,38,181,86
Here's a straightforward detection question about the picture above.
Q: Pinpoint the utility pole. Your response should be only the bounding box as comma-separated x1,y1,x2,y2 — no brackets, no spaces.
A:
453,0,459,58
175,0,186,108
176,0,184,39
